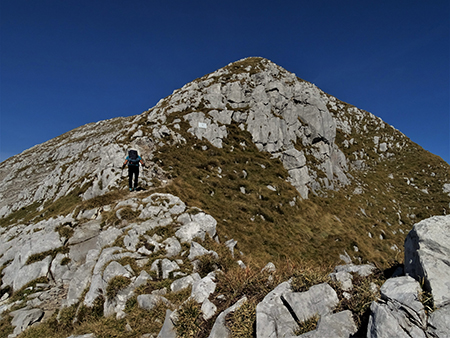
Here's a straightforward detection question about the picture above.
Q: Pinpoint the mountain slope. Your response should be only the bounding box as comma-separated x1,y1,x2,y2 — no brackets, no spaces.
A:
1,57,449,268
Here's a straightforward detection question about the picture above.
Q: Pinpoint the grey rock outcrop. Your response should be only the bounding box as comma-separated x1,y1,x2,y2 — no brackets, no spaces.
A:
157,309,177,338
404,215,450,309
256,280,296,338
367,276,426,338
296,310,357,338
255,280,355,338
190,272,217,304
8,308,44,338
159,58,351,198
0,191,219,334
368,215,450,338
137,294,170,311
281,283,339,322
426,305,450,338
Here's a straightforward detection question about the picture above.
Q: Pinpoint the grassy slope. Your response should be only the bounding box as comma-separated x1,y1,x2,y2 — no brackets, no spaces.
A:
150,111,450,270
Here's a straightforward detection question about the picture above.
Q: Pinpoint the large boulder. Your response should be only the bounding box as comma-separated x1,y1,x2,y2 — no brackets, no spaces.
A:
256,280,297,338
368,215,450,337
367,276,426,338
404,215,450,308
255,280,353,338
281,283,339,322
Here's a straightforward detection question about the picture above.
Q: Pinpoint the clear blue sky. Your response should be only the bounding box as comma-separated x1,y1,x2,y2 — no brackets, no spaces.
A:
1,0,449,164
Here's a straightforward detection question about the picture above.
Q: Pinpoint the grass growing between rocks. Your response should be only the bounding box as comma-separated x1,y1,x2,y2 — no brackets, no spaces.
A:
151,119,446,271
3,258,389,338
106,276,132,299
155,123,345,267
293,314,319,336
174,298,205,338
16,300,168,338
332,269,385,336
225,299,257,338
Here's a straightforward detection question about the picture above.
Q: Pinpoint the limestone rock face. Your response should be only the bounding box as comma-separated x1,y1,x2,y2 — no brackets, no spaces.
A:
296,311,357,338
367,215,450,338
255,280,355,338
8,308,44,338
281,283,339,322
0,57,356,217
367,276,426,338
404,215,450,308
0,192,218,324
160,58,350,198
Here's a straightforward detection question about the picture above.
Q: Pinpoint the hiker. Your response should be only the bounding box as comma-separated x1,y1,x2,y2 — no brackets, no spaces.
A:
122,149,146,191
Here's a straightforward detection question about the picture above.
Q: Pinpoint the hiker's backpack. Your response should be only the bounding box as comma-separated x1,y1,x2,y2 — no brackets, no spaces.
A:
128,150,140,166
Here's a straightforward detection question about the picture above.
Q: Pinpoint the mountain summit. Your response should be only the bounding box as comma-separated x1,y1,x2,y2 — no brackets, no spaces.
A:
1,57,450,336
1,57,449,263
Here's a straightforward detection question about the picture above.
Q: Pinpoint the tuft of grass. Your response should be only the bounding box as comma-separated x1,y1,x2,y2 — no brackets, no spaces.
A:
290,267,331,293
293,314,320,336
419,277,435,314
56,304,78,332
213,260,282,313
76,295,105,324
106,276,131,299
0,315,14,338
225,299,257,338
60,257,71,266
174,298,204,338
55,223,75,240
25,246,69,265
19,297,168,338
332,270,384,335
117,206,141,222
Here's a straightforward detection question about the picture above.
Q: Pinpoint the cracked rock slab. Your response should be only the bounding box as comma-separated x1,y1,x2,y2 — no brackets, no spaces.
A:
405,215,450,309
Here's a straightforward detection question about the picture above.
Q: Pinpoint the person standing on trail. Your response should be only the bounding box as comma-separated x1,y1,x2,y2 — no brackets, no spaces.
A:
122,149,146,191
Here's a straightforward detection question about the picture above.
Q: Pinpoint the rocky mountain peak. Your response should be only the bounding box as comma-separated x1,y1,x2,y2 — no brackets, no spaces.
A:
1,57,450,337
1,57,449,261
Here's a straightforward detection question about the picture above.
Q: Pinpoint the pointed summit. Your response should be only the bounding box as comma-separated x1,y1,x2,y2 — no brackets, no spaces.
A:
1,57,449,221
142,56,346,199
